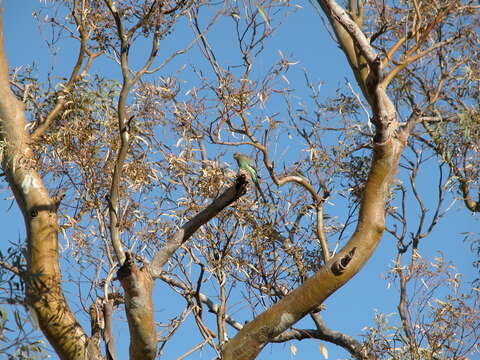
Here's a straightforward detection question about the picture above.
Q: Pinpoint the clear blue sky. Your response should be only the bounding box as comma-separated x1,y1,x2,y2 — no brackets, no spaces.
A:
1,1,478,359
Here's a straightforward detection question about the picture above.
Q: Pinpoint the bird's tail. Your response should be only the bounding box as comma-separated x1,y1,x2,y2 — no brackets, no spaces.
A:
254,181,268,203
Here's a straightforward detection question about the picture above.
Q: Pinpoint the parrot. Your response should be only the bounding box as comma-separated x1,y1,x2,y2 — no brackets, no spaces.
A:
233,152,267,202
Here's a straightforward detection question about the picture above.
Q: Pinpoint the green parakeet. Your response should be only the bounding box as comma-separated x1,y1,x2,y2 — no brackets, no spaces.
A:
233,152,267,202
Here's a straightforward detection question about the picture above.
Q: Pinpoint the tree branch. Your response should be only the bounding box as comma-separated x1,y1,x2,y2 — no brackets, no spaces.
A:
31,0,98,140
160,273,244,331
318,0,377,65
0,9,99,359
151,175,248,277
221,132,407,360
267,312,372,359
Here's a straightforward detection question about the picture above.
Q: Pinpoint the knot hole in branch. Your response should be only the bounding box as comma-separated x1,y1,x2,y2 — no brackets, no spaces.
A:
331,247,357,276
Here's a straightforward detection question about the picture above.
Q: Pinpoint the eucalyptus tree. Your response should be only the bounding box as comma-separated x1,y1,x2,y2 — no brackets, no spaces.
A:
0,0,478,359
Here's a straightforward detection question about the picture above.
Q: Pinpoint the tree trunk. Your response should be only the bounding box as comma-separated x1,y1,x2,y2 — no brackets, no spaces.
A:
0,10,98,360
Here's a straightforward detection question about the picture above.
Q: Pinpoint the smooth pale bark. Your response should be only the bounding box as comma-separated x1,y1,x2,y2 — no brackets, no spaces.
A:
221,133,407,360
221,0,409,357
0,10,98,360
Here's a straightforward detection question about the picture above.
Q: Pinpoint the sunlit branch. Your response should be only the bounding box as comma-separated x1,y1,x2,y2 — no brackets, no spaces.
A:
430,57,470,104
104,0,169,265
191,301,218,353
175,339,209,360
31,0,100,140
382,36,459,88
94,208,115,267
0,11,97,357
317,0,377,65
421,123,480,213
268,171,331,262
384,36,407,67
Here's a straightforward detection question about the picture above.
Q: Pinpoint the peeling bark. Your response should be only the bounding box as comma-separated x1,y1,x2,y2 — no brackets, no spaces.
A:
118,252,157,360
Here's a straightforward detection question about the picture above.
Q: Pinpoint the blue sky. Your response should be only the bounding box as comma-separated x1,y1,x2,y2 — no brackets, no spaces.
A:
1,1,478,359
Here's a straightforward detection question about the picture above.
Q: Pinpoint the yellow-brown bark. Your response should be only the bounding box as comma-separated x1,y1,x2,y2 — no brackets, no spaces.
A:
118,252,157,359
222,134,407,360
0,11,96,360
